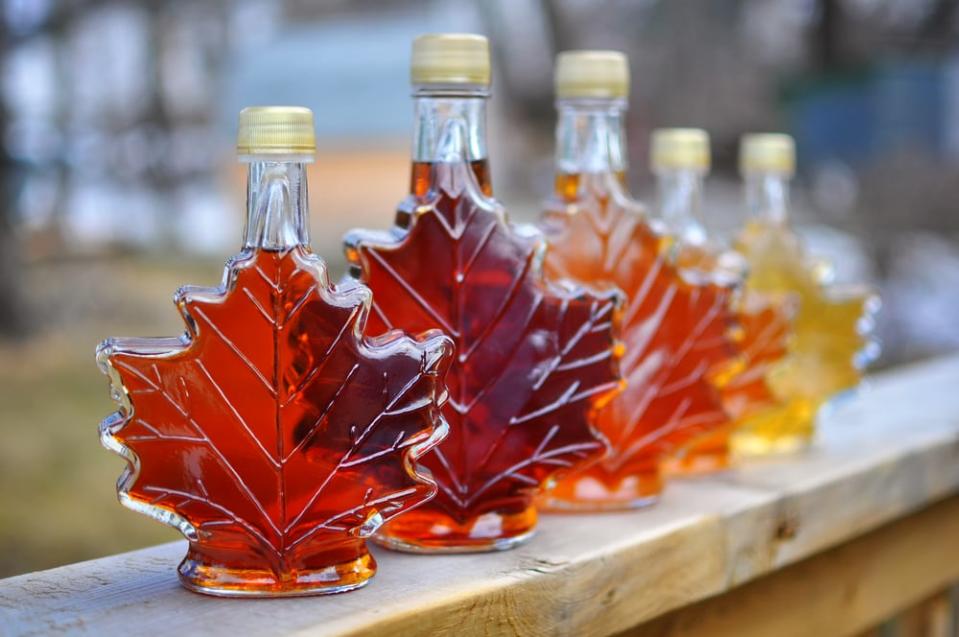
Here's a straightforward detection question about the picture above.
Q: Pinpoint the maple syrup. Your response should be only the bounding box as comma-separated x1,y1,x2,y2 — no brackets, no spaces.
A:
538,52,737,509
97,107,453,596
346,35,622,551
731,133,879,455
648,128,792,475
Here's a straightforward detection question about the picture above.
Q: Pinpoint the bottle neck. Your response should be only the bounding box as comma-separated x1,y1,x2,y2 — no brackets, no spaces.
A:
744,172,791,224
656,168,707,246
554,98,628,179
243,159,310,250
411,85,491,196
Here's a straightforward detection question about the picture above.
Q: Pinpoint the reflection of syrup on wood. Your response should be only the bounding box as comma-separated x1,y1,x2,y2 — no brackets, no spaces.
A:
539,173,737,509
347,161,622,550
103,247,451,594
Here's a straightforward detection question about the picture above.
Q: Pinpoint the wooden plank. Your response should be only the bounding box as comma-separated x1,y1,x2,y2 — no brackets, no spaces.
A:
623,495,959,637
894,589,955,637
1,355,958,637
723,357,959,575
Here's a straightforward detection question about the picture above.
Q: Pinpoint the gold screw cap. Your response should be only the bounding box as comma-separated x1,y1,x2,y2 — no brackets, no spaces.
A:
411,33,491,86
236,106,316,158
739,133,795,176
650,128,710,172
555,50,629,99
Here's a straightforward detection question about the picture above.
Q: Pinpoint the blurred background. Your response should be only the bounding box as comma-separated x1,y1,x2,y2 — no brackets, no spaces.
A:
1,0,958,578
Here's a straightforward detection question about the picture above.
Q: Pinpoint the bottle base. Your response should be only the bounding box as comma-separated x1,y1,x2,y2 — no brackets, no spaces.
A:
177,551,376,598
662,449,731,476
540,470,663,512
373,528,536,554
540,493,660,513
732,432,812,457
732,399,817,457
374,506,537,554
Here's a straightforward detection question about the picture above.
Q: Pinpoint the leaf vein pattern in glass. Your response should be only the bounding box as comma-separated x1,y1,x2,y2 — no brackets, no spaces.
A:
538,174,738,508
98,246,453,593
731,219,878,453
345,161,623,547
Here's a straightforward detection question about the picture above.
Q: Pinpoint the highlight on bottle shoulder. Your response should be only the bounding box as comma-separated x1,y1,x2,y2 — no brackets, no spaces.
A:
555,49,630,100
236,106,316,160
739,132,795,177
650,127,710,174
411,33,490,87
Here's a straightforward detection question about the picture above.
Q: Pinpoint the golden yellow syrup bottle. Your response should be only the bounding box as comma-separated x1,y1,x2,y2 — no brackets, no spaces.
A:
731,134,880,455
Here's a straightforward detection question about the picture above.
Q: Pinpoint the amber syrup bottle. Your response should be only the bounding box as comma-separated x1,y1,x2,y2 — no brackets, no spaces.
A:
538,52,737,510
345,35,623,551
97,107,453,596
648,129,747,474
731,134,879,455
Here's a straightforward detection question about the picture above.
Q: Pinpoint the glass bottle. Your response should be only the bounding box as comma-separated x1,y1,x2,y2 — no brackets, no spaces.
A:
538,52,736,510
731,133,880,455
649,129,740,275
97,107,453,596
345,34,623,551
649,128,789,474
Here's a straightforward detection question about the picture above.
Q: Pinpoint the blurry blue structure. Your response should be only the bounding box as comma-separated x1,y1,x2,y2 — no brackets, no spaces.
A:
788,58,950,170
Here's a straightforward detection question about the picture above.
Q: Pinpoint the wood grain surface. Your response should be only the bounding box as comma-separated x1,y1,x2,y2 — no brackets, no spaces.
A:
2,355,958,637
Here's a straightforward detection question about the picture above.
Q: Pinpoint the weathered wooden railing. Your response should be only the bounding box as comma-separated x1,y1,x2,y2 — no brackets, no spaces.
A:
2,355,959,636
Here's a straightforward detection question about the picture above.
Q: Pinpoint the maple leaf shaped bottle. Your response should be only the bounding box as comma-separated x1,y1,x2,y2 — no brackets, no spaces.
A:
648,128,792,474
96,107,453,596
344,34,623,552
730,133,880,455
537,52,737,510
